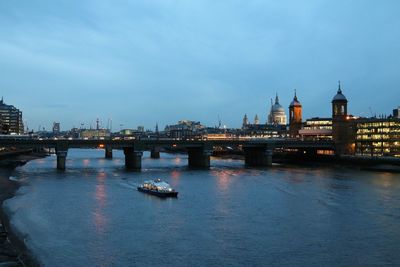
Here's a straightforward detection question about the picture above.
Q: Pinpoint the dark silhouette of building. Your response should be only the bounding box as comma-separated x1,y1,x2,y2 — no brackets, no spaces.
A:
288,90,302,138
53,122,60,135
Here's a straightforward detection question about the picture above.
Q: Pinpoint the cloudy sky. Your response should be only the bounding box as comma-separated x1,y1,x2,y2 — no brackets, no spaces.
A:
0,0,399,131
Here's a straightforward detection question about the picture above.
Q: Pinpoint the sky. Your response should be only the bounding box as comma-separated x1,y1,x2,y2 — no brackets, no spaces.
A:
0,0,399,131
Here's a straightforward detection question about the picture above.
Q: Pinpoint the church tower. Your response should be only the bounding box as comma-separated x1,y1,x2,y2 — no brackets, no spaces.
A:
289,90,302,138
332,81,351,155
242,114,249,129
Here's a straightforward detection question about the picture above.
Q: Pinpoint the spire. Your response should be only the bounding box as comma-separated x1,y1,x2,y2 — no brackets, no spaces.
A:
294,89,298,101
275,93,279,104
254,114,259,124
338,80,342,94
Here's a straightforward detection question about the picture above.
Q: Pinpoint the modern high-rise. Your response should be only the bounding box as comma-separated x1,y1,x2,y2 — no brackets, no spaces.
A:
0,98,24,134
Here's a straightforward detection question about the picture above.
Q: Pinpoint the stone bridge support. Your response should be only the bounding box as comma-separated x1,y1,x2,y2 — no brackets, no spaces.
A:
56,151,68,170
150,147,160,159
244,147,273,167
187,146,212,169
123,147,143,170
56,141,69,170
105,147,113,159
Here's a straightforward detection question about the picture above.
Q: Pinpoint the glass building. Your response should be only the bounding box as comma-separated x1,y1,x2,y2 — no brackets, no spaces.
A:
0,98,24,134
355,118,400,157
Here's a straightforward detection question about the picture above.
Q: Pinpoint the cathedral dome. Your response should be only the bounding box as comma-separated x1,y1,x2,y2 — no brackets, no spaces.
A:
268,94,287,125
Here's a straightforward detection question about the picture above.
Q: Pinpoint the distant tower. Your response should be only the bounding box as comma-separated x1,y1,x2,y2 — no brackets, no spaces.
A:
155,123,159,133
96,118,100,130
289,89,302,138
254,114,259,125
332,81,352,155
242,114,249,128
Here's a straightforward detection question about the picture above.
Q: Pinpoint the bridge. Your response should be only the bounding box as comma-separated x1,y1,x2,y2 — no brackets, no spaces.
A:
0,138,335,170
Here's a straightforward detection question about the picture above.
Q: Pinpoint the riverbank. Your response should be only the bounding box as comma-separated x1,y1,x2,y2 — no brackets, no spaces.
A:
0,151,45,266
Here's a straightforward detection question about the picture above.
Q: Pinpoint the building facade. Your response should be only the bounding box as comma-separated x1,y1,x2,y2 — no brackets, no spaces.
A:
0,98,24,134
299,118,332,140
355,117,400,157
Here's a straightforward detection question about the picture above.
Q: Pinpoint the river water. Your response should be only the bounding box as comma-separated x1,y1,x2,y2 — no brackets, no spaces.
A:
3,149,400,266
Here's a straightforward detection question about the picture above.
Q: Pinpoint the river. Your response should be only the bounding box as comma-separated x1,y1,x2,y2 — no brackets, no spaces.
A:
3,149,400,266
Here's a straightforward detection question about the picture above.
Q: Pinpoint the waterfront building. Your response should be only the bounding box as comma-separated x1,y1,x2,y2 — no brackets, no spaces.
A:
288,90,302,138
299,118,332,140
0,98,24,134
239,124,287,138
80,129,111,139
164,120,205,139
268,94,287,125
355,117,400,157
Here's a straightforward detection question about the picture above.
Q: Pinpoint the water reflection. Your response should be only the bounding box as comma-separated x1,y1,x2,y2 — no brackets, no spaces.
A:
94,172,107,234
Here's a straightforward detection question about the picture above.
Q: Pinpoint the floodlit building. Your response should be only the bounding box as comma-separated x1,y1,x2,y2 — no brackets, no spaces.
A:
299,118,332,140
355,118,400,157
268,94,287,125
0,98,24,134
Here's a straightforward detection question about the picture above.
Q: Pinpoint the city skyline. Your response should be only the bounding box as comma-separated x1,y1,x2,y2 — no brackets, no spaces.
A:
1,1,400,130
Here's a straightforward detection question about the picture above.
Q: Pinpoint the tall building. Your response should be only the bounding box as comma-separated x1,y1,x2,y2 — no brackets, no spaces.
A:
268,94,287,125
393,107,400,118
288,90,302,137
0,98,24,134
53,122,60,135
331,82,356,154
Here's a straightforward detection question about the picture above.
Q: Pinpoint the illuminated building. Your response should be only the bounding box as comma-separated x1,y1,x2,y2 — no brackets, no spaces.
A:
0,97,24,134
393,107,400,118
299,118,332,140
165,120,205,139
80,129,111,139
288,90,302,137
355,118,400,157
268,94,287,125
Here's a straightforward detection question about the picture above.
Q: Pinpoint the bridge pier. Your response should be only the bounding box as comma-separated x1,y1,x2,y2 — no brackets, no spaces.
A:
105,147,113,159
187,147,212,169
244,147,273,167
56,150,68,170
124,147,143,170
150,148,160,159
